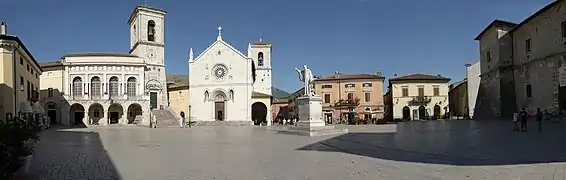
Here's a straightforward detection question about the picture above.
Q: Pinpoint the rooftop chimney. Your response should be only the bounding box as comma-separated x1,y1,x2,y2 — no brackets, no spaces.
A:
437,74,442,77
0,21,6,35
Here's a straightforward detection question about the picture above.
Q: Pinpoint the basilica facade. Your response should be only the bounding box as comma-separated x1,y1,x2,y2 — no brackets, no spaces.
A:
188,29,273,126
39,5,168,126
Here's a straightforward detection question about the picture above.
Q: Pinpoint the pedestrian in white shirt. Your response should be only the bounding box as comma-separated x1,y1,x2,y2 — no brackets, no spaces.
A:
512,112,519,131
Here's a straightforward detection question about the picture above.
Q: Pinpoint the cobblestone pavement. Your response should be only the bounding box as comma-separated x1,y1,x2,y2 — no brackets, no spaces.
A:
29,120,566,180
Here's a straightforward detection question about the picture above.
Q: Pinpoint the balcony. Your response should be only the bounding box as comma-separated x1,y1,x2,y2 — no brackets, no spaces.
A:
64,94,149,102
408,95,431,106
334,98,360,108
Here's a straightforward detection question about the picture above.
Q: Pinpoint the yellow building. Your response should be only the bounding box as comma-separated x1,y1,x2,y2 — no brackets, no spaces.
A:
166,74,189,117
0,22,42,120
385,74,450,121
313,73,385,124
287,87,304,119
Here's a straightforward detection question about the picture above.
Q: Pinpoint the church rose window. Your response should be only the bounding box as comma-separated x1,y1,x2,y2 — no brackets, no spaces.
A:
72,77,83,97
212,64,228,81
91,76,101,98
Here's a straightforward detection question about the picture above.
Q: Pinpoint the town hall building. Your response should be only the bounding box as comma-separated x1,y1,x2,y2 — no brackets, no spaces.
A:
39,4,169,126
188,28,273,126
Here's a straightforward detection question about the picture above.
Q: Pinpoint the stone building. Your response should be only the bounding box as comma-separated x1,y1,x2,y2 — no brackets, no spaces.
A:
38,5,169,126
448,79,468,118
188,27,273,126
384,74,450,121
313,73,385,124
0,21,42,120
475,0,566,117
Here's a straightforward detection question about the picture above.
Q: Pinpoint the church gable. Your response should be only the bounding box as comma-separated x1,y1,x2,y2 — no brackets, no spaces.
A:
193,40,249,63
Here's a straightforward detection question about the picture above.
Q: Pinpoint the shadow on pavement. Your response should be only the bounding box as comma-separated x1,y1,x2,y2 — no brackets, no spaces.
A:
298,120,566,166
29,129,121,179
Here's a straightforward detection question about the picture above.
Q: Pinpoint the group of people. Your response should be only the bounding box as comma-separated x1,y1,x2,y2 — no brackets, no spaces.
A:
512,108,545,132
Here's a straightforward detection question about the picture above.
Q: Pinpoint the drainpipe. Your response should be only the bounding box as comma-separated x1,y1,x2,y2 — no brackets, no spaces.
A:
12,44,20,115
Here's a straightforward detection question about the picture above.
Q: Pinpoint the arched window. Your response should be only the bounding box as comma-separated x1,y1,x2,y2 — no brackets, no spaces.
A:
147,20,156,42
109,77,119,97
127,77,137,97
90,76,101,97
72,77,83,96
257,52,264,66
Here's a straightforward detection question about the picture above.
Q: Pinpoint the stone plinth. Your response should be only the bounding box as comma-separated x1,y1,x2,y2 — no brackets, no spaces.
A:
275,96,347,136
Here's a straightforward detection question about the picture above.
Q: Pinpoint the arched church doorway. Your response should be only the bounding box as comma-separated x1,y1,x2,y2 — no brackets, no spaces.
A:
108,103,123,124
418,105,426,120
433,105,441,120
251,102,268,125
127,103,143,124
88,103,104,125
402,106,411,120
69,103,85,126
214,91,227,121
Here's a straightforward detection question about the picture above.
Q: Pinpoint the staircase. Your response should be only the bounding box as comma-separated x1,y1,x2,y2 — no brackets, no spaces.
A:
151,108,180,128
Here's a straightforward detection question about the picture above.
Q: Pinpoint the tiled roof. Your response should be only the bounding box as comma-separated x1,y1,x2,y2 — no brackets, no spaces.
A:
315,73,384,81
474,19,517,40
389,74,450,82
0,35,42,72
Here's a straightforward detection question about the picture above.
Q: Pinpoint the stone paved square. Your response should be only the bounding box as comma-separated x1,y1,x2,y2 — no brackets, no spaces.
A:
29,120,566,180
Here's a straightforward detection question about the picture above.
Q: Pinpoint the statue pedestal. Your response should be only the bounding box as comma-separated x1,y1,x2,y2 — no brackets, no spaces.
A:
273,96,348,137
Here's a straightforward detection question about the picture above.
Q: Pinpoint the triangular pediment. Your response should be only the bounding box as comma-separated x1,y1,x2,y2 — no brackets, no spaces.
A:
193,39,249,63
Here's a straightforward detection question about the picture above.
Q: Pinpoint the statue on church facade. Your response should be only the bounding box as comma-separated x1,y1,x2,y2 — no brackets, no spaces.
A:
295,65,316,97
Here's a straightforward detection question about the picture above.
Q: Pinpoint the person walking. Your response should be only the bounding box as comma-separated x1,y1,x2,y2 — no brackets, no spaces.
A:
512,111,519,131
180,111,186,128
536,108,543,132
520,108,529,132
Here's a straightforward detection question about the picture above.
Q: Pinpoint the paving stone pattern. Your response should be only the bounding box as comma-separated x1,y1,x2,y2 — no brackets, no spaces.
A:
29,120,566,180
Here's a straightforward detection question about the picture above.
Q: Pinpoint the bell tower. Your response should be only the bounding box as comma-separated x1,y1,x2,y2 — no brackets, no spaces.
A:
248,41,273,95
128,4,168,109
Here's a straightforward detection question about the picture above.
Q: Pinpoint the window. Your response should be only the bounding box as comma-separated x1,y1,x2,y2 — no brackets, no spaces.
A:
26,64,30,71
526,38,531,53
48,88,53,97
562,21,566,38
347,93,354,100
27,81,30,100
363,83,372,87
324,94,330,103
20,76,23,85
72,77,83,96
364,92,371,102
433,86,440,96
19,57,23,65
345,84,355,88
486,51,491,63
322,85,332,89
109,76,119,96
93,109,100,118
526,84,532,98
91,77,101,97
402,87,409,97
35,73,38,78
127,77,137,97
31,68,33,74
147,20,156,42
258,52,264,66
418,87,424,96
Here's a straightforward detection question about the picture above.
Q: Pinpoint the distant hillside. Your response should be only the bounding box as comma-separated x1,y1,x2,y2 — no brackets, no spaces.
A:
166,74,291,99
272,87,291,99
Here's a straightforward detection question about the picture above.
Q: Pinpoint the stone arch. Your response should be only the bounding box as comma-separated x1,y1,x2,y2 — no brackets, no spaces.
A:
402,106,411,120
127,103,143,124
88,103,104,125
251,102,268,125
108,103,123,124
69,103,85,126
213,89,227,102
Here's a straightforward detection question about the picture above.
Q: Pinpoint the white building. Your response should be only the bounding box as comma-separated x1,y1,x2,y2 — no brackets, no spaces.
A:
466,61,481,118
39,5,168,126
188,28,273,126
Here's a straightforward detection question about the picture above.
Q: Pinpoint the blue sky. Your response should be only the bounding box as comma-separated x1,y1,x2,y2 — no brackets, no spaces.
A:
3,0,552,92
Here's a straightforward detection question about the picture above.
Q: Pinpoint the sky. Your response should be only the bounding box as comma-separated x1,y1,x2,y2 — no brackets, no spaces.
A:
2,0,553,93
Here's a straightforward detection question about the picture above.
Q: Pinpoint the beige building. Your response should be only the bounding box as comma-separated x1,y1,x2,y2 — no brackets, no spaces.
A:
0,21,42,120
287,87,304,119
166,74,189,117
475,0,566,117
314,73,385,124
385,74,450,121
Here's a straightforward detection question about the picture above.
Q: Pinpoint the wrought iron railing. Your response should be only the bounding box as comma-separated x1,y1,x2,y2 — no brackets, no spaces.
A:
334,98,360,107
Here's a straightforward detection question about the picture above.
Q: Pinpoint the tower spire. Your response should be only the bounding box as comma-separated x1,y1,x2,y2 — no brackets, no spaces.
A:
217,26,223,41
188,47,194,62
247,43,251,57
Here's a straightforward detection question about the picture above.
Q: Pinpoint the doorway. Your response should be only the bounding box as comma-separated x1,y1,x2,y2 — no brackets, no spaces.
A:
433,105,441,120
251,102,268,125
47,110,56,124
402,106,410,120
109,112,119,124
215,102,225,121
150,92,157,110
418,106,426,120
